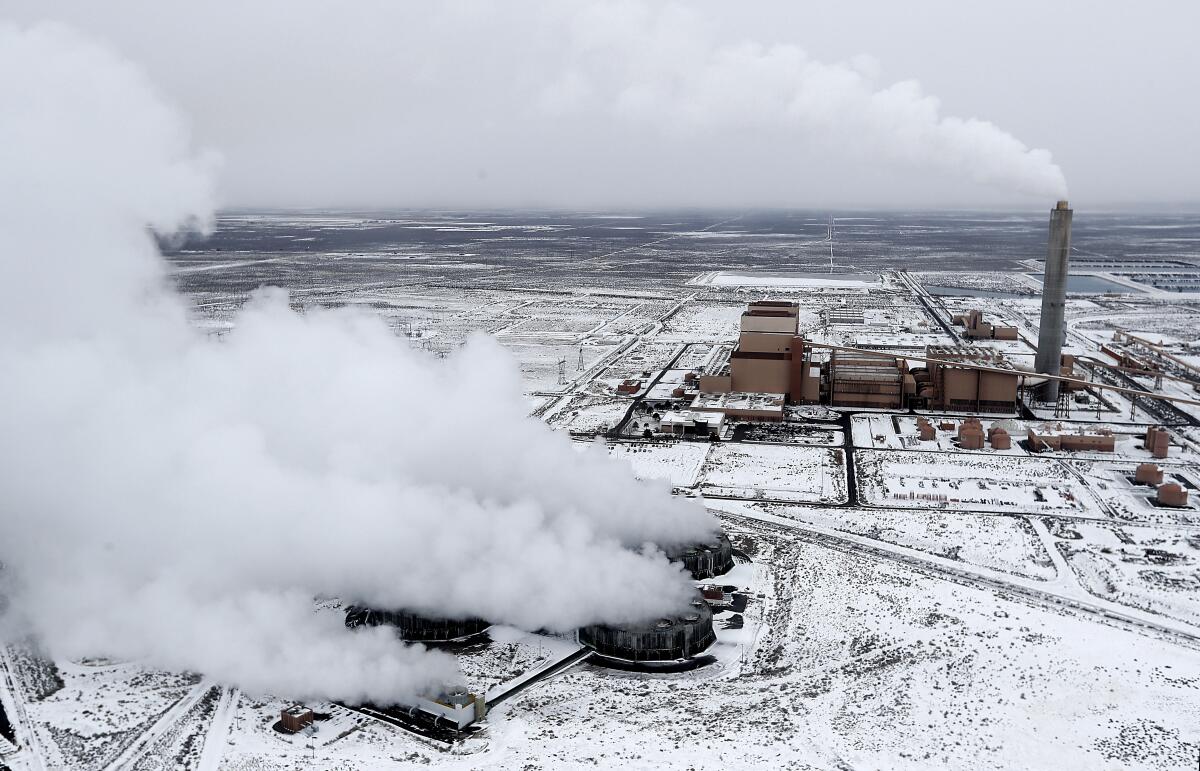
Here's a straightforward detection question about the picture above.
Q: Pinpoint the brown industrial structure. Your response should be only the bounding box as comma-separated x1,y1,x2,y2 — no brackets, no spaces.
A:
954,309,1019,341
699,301,819,404
957,417,985,449
693,287,1200,420
1135,463,1164,485
617,379,642,395
1156,483,1190,508
1027,423,1116,453
1145,426,1171,459
280,705,315,734
828,349,912,409
917,347,1020,413
700,301,1024,414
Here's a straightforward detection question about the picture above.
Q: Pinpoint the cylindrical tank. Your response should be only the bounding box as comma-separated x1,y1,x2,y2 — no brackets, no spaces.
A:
344,607,489,642
1035,200,1072,401
578,597,715,662
667,532,734,579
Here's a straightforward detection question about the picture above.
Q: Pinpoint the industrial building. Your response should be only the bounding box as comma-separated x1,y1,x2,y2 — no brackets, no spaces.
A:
1135,463,1164,485
828,349,911,409
1027,423,1116,453
690,391,784,422
417,687,488,730
657,409,723,437
918,346,1020,413
577,595,716,663
954,309,1019,341
1145,426,1171,459
280,705,315,734
697,301,1029,414
1156,483,1190,508
344,607,489,642
699,301,819,404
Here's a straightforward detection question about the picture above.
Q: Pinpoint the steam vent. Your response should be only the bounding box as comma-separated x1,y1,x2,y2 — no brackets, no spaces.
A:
667,532,735,579
578,595,716,663
344,607,489,642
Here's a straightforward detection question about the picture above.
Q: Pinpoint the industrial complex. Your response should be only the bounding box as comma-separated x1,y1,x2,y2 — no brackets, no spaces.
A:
7,202,1200,771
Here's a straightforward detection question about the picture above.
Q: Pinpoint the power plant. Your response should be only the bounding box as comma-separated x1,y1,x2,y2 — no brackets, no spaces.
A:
1034,200,1073,401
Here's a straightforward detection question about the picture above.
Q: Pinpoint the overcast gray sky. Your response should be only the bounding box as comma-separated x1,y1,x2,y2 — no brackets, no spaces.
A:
3,0,1197,210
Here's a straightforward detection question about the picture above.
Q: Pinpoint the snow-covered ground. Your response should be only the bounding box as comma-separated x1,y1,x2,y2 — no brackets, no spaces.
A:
605,441,711,487
701,444,848,504
856,449,1102,516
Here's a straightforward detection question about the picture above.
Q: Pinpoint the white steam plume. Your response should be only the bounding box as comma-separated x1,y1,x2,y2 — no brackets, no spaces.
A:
0,22,714,705
0,1,1068,205
540,3,1068,199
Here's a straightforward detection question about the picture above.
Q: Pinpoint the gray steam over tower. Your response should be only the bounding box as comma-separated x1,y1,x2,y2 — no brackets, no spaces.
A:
1034,200,1073,402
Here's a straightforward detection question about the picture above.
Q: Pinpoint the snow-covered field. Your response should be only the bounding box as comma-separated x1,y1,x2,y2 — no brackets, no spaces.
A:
856,449,1101,515
605,441,711,487
768,504,1057,581
701,444,848,504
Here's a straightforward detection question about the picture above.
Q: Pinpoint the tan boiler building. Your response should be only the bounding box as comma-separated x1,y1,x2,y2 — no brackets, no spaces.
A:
701,301,820,404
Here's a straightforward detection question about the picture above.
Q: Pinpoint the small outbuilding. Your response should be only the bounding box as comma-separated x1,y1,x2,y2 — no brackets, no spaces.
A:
280,705,314,734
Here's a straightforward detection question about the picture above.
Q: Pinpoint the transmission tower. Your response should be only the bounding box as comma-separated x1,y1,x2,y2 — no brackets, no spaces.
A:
1053,387,1071,419
577,346,585,371
557,357,568,385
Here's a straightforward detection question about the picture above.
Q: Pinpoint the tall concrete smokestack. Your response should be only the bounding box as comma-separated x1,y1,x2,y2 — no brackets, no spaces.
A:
1034,200,1072,402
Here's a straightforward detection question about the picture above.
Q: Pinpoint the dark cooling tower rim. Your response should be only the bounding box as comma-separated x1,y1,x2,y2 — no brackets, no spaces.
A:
580,597,713,635
667,531,732,557
344,606,489,629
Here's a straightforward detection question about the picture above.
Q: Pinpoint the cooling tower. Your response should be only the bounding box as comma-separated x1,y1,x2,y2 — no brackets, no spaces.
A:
578,595,716,664
1034,200,1072,401
344,606,489,643
666,533,735,580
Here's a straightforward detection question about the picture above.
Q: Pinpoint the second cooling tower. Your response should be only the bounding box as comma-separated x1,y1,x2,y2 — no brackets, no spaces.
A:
1034,200,1073,401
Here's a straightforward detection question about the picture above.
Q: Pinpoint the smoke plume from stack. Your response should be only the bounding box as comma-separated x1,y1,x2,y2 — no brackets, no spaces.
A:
0,22,714,705
0,2,1068,206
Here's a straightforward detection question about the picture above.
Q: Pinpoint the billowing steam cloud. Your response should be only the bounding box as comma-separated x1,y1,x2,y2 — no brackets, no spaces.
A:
538,3,1068,199
0,2,1067,206
0,22,714,705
